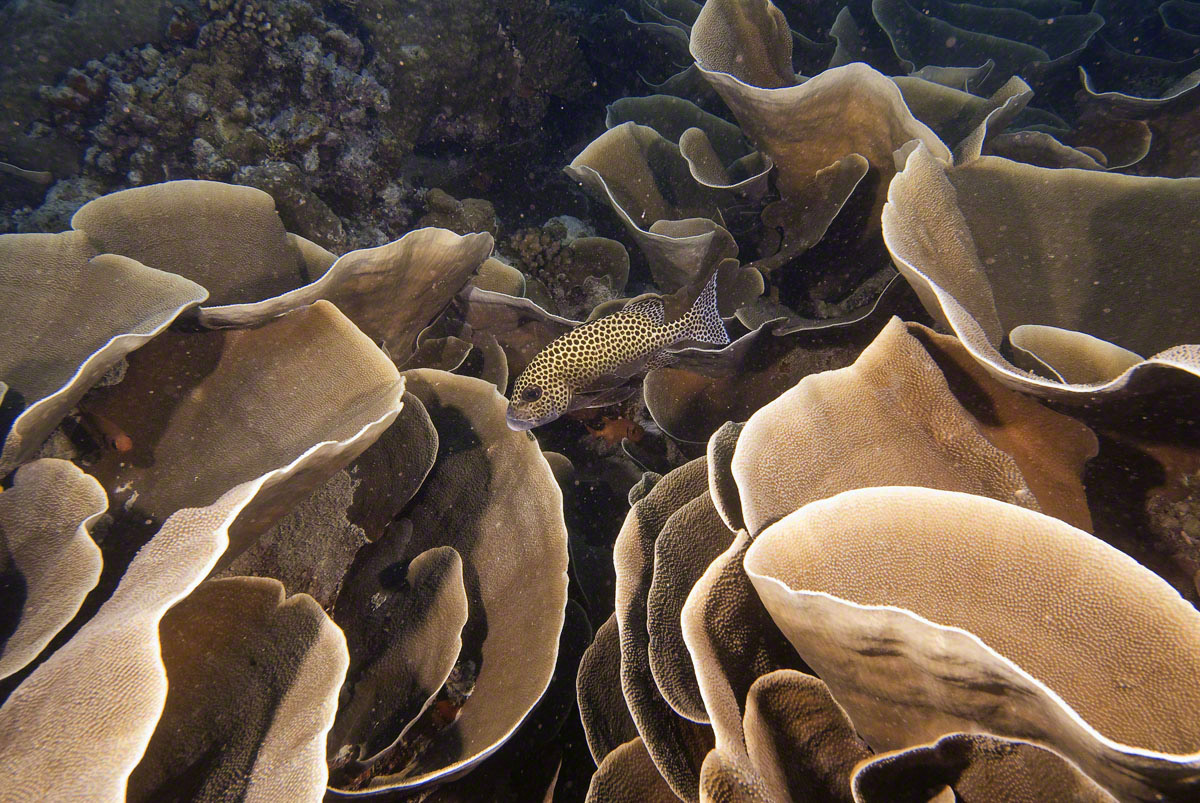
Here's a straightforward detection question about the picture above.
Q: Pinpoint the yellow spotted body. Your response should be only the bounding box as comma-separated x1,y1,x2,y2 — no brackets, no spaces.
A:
507,271,727,430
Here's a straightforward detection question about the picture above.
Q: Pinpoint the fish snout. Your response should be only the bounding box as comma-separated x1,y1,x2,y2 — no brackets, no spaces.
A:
505,406,539,431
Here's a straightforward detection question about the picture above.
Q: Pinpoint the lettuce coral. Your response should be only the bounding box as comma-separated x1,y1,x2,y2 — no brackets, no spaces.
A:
2,0,1200,798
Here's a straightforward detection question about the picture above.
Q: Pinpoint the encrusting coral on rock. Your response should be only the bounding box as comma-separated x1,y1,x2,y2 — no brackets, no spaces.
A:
2,0,1200,799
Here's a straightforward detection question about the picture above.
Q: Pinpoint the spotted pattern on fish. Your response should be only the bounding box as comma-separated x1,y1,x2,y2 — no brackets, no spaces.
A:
506,271,727,430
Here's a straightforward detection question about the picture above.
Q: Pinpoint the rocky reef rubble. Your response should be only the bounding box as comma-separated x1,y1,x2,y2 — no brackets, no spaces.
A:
1,0,594,253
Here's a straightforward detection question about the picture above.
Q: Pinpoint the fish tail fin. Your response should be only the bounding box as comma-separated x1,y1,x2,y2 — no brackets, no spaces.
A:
684,268,729,345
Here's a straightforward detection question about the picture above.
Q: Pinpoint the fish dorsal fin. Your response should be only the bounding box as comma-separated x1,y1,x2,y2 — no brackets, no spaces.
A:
585,298,628,323
621,295,665,325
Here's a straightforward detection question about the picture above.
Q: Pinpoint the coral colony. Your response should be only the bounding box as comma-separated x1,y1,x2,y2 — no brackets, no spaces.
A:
1,0,1199,800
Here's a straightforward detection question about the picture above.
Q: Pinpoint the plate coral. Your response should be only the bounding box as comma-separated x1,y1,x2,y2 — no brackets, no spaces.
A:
1,0,1199,799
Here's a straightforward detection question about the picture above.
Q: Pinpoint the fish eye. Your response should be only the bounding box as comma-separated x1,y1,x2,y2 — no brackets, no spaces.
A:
522,385,543,402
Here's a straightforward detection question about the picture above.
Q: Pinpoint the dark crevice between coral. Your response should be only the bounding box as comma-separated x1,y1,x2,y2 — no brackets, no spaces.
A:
0,512,159,708
361,397,487,781
1069,384,1200,608
773,167,888,317
0,553,27,663
0,386,25,472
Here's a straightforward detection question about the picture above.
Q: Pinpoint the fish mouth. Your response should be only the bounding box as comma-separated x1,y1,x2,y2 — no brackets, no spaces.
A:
505,409,539,431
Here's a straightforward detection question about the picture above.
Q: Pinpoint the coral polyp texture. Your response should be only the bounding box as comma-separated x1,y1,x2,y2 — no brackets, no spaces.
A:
2,0,1200,799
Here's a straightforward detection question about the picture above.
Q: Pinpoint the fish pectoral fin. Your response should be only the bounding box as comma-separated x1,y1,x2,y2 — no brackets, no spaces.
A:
590,359,649,384
569,382,639,411
579,372,635,392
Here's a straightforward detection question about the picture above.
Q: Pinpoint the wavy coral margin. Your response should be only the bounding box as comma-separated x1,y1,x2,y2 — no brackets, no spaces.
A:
0,255,208,477
882,143,1200,402
331,371,568,796
744,486,1200,803
0,383,402,801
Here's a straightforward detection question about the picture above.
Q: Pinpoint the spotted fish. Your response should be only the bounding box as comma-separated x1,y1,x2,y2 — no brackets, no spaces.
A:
506,270,728,431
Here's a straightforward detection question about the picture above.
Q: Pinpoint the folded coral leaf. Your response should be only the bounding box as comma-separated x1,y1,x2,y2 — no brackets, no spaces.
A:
127,577,348,803
0,233,208,474
745,486,1200,802
0,459,106,680
882,143,1200,401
